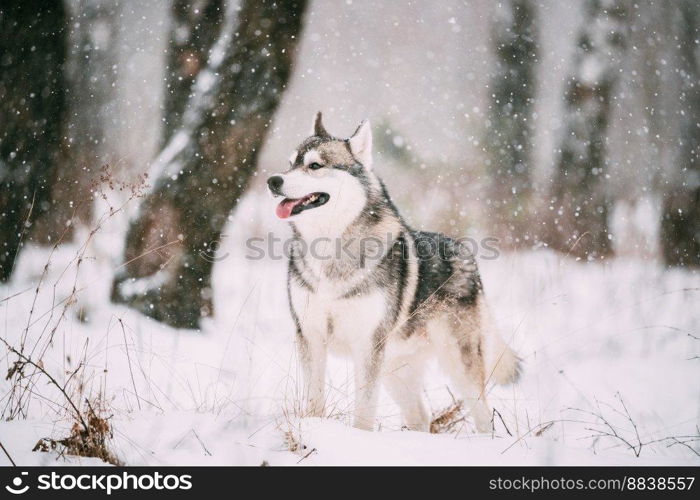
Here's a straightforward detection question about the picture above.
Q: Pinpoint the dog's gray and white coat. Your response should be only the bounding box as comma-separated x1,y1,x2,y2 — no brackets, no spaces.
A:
267,113,520,432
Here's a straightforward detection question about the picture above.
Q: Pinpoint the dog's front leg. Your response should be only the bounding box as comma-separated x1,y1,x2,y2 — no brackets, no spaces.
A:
352,331,385,430
297,331,327,417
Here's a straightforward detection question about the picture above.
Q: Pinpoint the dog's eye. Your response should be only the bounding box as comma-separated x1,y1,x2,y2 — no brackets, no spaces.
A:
308,162,323,170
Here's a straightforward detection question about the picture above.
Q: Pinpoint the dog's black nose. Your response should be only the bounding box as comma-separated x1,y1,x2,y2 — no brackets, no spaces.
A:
267,175,284,194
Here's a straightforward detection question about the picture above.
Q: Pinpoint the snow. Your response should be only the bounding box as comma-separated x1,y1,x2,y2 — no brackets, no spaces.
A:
1,192,698,466
1,0,699,468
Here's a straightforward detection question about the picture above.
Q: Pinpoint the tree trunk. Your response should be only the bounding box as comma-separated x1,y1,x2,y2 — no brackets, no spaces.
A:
486,0,538,248
0,1,68,281
546,0,630,260
162,0,224,144
660,0,700,267
112,0,308,329
31,0,120,240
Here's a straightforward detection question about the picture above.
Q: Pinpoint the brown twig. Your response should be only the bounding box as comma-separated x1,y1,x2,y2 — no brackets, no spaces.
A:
567,393,643,457
296,447,317,464
0,337,88,433
492,407,513,437
0,441,17,466
118,318,142,411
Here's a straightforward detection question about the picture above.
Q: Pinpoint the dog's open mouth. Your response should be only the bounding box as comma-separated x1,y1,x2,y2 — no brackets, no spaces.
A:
276,192,330,219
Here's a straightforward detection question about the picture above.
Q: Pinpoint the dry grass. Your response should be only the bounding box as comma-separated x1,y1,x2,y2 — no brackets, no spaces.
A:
33,397,122,465
0,165,148,465
430,399,465,434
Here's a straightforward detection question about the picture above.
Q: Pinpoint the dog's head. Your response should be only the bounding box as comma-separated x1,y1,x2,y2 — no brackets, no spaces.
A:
267,112,376,233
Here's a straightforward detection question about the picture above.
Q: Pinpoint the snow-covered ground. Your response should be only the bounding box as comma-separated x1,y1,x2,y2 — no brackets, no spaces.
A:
0,194,698,466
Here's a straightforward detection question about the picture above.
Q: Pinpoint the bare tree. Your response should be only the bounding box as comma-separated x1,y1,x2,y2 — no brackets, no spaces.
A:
112,0,308,329
486,0,538,247
546,0,630,260
0,2,68,281
661,0,700,267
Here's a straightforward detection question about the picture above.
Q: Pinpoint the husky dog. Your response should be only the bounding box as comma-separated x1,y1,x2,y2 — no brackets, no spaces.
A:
267,113,520,432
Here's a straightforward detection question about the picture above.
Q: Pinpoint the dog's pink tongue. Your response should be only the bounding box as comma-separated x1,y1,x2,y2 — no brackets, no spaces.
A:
276,198,301,219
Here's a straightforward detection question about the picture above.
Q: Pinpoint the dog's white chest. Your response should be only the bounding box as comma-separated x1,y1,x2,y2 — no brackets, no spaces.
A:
290,281,386,356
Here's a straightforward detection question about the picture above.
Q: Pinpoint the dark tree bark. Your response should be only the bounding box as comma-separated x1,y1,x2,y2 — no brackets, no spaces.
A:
546,0,630,260
112,0,308,329
486,0,538,247
31,0,120,239
660,0,700,267
162,0,225,144
0,1,68,281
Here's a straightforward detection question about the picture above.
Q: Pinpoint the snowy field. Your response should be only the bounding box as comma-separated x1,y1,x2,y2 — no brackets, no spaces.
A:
1,193,698,466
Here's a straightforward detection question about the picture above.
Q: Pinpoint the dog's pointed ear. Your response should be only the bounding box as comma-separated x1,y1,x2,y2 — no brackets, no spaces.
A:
349,120,372,169
311,111,328,137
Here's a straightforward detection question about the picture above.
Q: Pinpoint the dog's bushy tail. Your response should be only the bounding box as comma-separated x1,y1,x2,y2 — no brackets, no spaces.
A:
489,337,522,385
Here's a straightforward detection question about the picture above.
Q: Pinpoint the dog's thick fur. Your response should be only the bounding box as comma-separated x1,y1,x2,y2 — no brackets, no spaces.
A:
267,113,520,432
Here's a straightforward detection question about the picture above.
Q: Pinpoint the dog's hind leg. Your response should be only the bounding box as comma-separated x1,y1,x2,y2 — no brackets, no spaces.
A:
383,353,430,432
429,309,492,433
